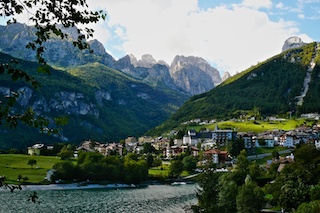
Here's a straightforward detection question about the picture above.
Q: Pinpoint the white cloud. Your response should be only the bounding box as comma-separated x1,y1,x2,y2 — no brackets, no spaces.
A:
240,0,272,9
86,0,312,75
275,2,284,9
4,0,313,76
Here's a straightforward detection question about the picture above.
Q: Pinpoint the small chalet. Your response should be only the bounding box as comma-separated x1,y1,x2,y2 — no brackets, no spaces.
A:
203,149,228,164
164,145,199,159
28,143,46,155
97,143,123,156
190,146,200,157
266,154,294,172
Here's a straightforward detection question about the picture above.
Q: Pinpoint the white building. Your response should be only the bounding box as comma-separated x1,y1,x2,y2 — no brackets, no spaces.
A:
212,126,236,147
255,135,275,148
183,130,198,146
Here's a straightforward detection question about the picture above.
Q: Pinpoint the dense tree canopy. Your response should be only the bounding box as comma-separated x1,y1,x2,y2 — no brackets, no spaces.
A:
53,152,149,184
196,144,320,212
168,160,184,178
195,150,266,213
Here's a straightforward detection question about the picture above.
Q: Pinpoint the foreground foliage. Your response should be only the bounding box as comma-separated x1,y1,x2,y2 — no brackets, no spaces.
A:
195,144,320,212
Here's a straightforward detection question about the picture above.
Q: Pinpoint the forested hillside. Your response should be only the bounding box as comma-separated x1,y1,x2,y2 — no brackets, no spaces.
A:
150,42,320,134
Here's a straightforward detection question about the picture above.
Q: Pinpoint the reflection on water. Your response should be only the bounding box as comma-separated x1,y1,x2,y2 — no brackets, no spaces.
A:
0,184,198,213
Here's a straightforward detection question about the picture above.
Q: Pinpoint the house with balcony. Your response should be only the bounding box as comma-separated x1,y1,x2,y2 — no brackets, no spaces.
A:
203,149,228,164
212,126,237,147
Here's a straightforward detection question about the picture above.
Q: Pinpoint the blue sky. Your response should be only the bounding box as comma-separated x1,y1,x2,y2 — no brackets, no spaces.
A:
2,0,320,76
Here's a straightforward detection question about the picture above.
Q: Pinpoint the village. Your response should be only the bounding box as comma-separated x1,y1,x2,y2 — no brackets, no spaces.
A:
27,119,320,170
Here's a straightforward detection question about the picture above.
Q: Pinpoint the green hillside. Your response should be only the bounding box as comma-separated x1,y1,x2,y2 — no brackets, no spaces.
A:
149,42,320,134
0,52,188,149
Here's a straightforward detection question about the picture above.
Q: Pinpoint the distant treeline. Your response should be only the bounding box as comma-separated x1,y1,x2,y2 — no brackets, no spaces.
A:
52,152,148,184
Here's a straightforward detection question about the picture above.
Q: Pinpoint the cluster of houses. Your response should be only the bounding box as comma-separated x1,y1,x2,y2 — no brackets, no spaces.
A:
240,124,320,151
75,141,123,157
28,123,320,165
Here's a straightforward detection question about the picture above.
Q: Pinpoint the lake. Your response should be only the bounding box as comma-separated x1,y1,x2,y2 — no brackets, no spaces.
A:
0,184,198,212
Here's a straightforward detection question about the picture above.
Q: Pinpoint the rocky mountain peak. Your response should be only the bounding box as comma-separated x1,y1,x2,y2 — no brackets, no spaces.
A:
136,54,157,68
56,24,80,40
282,36,306,52
129,54,138,66
89,39,107,56
222,71,231,82
169,55,221,95
0,22,222,97
157,60,169,67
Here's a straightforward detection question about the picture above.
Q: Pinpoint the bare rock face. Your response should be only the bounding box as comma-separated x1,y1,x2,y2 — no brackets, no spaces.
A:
142,64,178,90
222,71,231,82
89,39,106,56
0,23,116,68
114,54,149,79
169,55,221,95
115,54,223,95
282,37,306,52
136,54,157,68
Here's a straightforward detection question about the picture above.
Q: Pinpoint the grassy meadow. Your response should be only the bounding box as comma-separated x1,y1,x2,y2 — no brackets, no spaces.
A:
254,146,288,155
190,118,314,133
0,154,64,184
148,164,169,180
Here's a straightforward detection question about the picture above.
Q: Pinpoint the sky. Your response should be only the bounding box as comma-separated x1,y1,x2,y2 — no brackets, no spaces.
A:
2,0,320,76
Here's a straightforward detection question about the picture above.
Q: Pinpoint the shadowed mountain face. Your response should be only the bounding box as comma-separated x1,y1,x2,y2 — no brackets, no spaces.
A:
0,52,188,149
149,42,320,134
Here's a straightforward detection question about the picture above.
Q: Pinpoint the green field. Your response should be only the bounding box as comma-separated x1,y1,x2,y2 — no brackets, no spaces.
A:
148,164,169,179
255,147,288,155
0,155,192,184
0,154,64,184
190,118,314,133
148,163,191,180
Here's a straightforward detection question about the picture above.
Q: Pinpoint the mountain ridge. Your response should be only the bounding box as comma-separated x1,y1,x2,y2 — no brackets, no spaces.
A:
0,22,222,96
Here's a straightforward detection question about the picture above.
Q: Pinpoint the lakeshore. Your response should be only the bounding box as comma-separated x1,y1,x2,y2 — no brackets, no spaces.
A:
15,182,137,191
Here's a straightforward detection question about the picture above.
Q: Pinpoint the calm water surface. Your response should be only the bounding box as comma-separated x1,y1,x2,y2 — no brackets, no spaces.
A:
0,184,198,213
